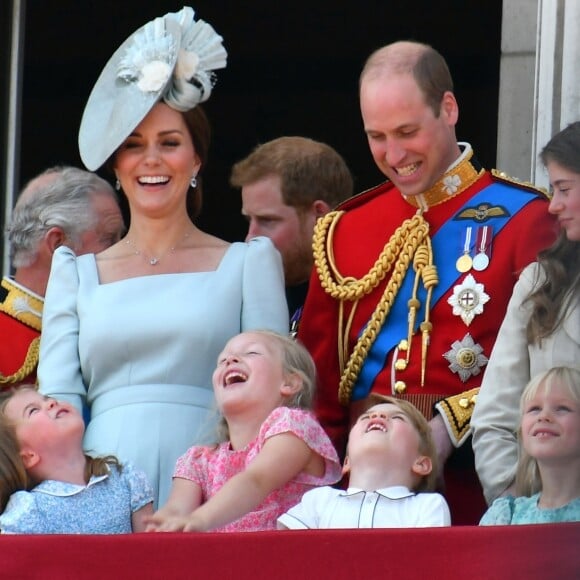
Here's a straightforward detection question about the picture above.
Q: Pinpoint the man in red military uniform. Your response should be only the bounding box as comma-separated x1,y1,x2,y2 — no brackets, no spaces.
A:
298,41,556,524
0,166,123,388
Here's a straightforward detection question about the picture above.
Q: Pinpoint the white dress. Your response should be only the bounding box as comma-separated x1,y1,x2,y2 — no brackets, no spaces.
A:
38,237,288,507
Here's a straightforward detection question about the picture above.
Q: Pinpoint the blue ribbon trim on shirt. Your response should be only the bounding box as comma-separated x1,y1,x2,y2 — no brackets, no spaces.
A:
351,183,539,400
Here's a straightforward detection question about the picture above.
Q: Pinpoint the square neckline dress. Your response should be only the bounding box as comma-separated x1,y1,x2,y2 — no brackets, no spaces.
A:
38,237,289,507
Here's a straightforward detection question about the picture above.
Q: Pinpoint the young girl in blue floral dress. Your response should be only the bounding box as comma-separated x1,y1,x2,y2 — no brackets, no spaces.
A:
0,387,153,533
480,366,580,525
146,330,341,532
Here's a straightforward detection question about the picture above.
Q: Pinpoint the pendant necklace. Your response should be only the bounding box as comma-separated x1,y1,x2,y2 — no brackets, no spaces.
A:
125,231,191,266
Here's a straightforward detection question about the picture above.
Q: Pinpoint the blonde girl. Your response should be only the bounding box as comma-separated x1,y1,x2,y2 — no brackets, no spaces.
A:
146,331,341,532
480,367,580,525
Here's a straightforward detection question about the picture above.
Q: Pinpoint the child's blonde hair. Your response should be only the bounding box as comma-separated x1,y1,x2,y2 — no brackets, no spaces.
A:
216,331,317,442
0,385,121,511
515,366,580,496
363,394,439,492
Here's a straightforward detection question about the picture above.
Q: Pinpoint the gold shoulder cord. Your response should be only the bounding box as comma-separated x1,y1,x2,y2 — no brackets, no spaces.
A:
313,210,436,405
0,337,40,385
491,169,550,199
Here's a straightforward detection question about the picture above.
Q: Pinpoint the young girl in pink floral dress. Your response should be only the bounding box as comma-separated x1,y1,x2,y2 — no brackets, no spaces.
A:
146,330,341,532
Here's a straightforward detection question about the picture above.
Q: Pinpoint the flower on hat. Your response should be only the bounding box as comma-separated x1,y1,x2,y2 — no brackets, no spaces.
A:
163,7,227,109
115,8,227,109
137,60,172,92
175,49,200,81
117,15,176,94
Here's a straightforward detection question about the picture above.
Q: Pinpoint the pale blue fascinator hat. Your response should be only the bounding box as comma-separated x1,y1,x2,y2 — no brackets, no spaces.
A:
78,6,227,171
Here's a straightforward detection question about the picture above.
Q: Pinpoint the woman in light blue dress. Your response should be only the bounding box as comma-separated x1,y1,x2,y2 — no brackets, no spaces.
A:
38,8,288,508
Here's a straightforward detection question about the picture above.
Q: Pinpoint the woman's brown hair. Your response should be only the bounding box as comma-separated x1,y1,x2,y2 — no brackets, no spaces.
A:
526,121,580,343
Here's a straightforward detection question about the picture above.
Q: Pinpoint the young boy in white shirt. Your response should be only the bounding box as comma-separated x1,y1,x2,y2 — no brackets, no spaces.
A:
278,395,451,528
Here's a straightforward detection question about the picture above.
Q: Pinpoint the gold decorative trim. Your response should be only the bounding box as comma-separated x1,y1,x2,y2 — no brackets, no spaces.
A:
0,337,40,385
0,277,43,332
435,387,479,447
313,211,436,405
310,144,491,405
404,146,484,210
491,169,550,199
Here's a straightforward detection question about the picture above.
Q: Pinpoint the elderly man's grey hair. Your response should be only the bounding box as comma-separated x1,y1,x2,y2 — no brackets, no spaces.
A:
8,166,117,267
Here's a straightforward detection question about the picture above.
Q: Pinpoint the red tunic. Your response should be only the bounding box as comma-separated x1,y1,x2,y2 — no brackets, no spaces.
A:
298,167,556,524
0,277,42,388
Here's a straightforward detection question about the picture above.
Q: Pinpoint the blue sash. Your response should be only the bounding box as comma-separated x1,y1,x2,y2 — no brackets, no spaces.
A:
351,182,539,400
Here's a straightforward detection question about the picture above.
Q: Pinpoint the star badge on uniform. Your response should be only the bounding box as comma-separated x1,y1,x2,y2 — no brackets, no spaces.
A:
447,274,490,326
443,333,489,382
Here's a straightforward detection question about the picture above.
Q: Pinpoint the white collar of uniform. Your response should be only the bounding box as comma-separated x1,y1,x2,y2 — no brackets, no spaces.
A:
342,485,415,499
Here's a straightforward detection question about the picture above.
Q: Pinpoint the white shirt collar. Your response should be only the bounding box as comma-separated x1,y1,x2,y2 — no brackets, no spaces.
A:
342,485,416,499
33,472,109,497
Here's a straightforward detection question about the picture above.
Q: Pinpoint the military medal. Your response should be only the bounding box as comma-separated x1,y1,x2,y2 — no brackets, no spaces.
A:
444,333,489,382
472,252,489,271
447,274,490,326
455,226,473,273
473,226,492,271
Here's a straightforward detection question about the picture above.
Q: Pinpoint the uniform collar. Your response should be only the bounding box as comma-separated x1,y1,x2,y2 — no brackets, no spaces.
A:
402,143,484,211
0,276,44,331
